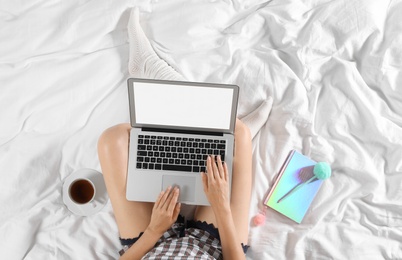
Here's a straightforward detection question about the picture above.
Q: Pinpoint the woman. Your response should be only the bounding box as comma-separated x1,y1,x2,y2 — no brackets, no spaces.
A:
98,119,252,259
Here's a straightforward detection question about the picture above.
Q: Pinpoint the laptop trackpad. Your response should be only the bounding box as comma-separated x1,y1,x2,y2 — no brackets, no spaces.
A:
162,175,196,203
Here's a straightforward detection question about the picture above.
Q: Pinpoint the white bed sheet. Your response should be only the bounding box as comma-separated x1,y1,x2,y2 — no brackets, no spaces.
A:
1,0,401,259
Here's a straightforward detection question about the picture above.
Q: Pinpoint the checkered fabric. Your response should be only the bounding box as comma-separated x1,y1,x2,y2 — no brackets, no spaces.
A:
143,227,222,260
120,223,223,260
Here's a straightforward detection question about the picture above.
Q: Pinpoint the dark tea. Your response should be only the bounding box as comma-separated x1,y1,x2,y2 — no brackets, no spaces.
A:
69,179,95,204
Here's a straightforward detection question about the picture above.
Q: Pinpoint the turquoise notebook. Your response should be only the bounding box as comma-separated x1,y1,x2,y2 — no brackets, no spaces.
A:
264,150,323,223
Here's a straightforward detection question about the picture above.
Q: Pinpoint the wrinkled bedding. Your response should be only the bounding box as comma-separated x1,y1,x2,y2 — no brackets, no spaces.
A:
1,0,401,259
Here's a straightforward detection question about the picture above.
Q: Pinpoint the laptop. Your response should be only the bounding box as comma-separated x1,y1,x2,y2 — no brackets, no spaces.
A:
126,78,239,205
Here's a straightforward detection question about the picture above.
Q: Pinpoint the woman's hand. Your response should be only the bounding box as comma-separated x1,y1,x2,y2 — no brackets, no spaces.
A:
120,187,180,260
146,186,181,236
201,155,246,260
201,155,231,212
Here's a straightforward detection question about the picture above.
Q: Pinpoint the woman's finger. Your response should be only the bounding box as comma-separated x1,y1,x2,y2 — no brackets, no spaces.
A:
173,202,181,220
159,186,171,209
206,156,215,180
163,187,176,210
167,187,180,213
217,155,224,179
201,171,208,191
223,161,229,182
211,155,220,179
154,189,165,209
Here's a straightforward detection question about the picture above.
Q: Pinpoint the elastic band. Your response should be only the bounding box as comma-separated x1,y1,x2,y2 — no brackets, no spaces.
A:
187,220,220,240
241,243,250,254
119,232,144,246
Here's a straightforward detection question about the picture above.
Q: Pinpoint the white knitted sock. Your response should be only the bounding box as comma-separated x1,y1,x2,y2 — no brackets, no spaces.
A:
127,8,185,81
240,97,273,139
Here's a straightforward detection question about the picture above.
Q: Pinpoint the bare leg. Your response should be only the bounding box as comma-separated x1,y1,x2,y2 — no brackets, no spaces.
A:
194,119,252,244
98,123,153,239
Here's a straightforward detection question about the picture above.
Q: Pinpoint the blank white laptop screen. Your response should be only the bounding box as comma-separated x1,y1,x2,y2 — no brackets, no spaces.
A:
133,82,234,130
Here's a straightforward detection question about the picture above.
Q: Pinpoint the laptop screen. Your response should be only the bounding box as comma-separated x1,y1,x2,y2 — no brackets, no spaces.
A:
129,79,238,133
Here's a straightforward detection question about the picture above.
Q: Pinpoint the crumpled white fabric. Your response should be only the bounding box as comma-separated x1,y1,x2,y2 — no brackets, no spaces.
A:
127,7,273,139
1,1,401,259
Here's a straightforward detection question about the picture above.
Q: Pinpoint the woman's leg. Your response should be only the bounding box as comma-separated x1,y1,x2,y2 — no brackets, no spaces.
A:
98,123,154,239
194,119,253,244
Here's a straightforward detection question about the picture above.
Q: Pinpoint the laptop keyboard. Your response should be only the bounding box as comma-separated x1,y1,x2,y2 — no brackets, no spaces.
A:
136,134,226,173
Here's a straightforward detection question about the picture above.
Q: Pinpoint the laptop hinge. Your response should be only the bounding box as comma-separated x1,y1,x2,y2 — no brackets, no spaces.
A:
142,127,224,137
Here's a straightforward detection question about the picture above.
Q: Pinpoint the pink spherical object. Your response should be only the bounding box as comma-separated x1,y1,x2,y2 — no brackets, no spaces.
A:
253,213,266,226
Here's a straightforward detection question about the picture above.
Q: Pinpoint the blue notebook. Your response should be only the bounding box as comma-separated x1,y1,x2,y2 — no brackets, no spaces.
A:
264,150,324,223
